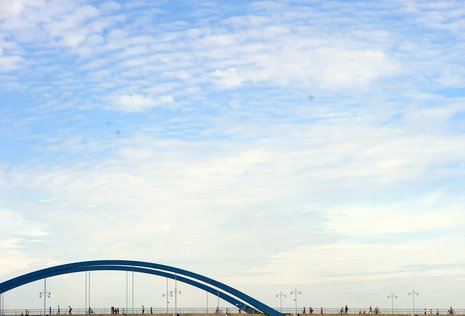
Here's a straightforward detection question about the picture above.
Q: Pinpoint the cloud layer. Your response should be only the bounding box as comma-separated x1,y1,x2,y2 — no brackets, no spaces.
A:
1,0,465,310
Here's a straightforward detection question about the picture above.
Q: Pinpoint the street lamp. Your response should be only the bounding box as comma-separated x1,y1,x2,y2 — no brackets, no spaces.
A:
173,275,181,316
275,292,286,312
291,289,301,314
408,290,419,314
39,279,51,316
162,290,171,314
387,293,397,314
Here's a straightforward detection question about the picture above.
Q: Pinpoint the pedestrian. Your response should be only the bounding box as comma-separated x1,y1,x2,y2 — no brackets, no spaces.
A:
68,306,72,315
310,307,314,314
320,307,324,314
345,306,349,314
58,306,61,315
142,305,145,314
49,307,52,315
303,307,306,314
150,307,153,314
369,307,372,315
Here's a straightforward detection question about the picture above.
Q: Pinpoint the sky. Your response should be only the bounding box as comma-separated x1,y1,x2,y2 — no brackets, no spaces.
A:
1,0,465,312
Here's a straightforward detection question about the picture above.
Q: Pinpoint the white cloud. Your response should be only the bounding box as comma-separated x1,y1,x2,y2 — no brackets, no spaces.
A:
0,37,22,72
436,66,465,87
0,208,48,279
206,36,400,91
0,238,37,279
0,53,22,72
236,234,465,285
212,67,243,88
2,0,465,308
322,203,463,237
0,0,23,20
0,208,48,237
316,49,400,89
110,94,174,112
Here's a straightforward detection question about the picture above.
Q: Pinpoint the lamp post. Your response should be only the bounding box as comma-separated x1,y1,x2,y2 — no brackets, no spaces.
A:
217,287,220,316
162,279,170,315
408,290,419,315
291,289,301,314
126,272,128,314
275,292,286,312
173,275,181,316
387,293,397,314
132,270,134,316
88,271,91,316
39,279,51,316
85,271,91,316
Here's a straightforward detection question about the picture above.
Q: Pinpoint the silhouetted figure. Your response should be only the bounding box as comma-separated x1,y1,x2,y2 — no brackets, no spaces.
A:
68,306,72,315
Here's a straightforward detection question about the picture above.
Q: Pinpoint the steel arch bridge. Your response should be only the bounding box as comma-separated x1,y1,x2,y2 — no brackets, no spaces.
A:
0,260,283,316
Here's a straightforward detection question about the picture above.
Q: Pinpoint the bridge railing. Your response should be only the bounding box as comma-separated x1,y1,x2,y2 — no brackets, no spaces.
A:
277,308,464,315
1,308,464,316
0,307,243,316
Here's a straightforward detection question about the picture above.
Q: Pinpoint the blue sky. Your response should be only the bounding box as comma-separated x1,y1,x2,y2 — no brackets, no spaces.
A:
1,0,465,311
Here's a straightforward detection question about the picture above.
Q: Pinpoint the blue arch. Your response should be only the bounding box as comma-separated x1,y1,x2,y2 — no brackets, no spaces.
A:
0,260,283,316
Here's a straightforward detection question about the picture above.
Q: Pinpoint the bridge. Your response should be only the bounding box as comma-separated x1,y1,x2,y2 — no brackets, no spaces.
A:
0,260,284,316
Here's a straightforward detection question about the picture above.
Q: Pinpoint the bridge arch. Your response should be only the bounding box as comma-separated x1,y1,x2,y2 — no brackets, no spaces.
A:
0,260,283,316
